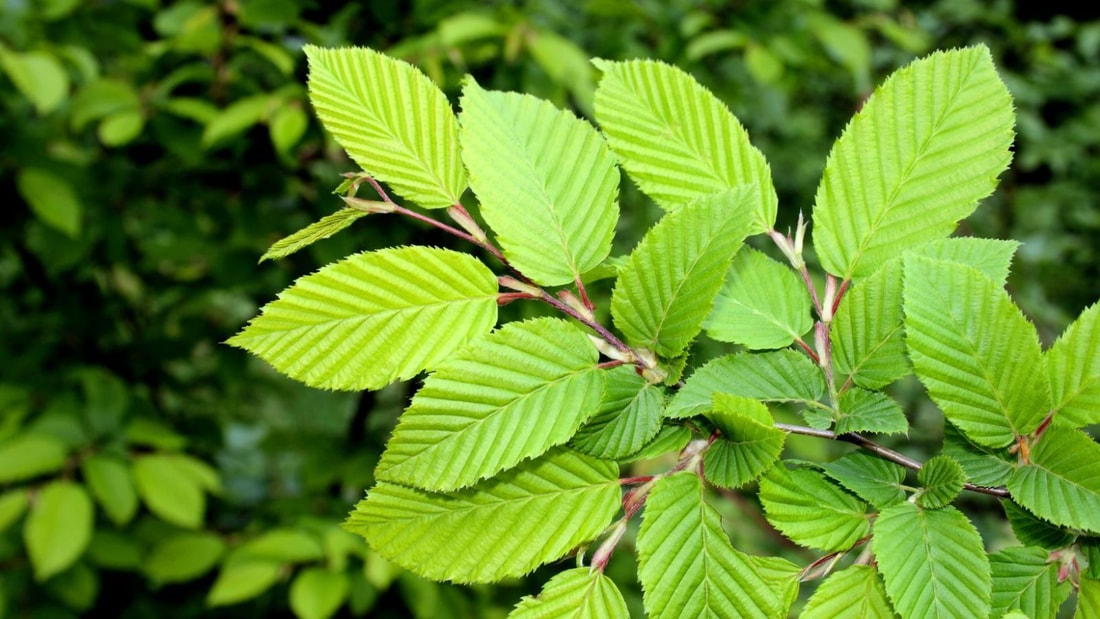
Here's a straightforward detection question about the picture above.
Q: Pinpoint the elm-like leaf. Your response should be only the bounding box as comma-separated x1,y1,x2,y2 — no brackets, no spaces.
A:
802,565,896,619
835,388,908,435
704,248,813,350
990,546,1070,619
759,466,870,551
666,350,825,419
1046,302,1100,427
1008,424,1100,534
821,452,908,510
916,455,966,509
703,394,785,489
509,568,628,619
260,207,368,263
1002,501,1076,550
571,366,664,460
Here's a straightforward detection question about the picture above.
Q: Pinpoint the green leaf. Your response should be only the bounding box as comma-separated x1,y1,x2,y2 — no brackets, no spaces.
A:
593,58,777,231
346,448,619,584
916,455,966,509
144,532,225,584
831,260,908,389
98,110,145,146
24,481,94,581
704,248,813,350
236,528,325,563
703,394,785,488
990,546,1070,619
44,562,99,612
910,238,1019,286
86,530,141,570
904,257,1049,447
0,48,69,114
80,454,138,526
269,104,308,160
571,366,665,460
942,424,1015,487
1079,578,1100,619
259,208,368,262
0,433,67,483
759,465,869,551
304,46,465,209
611,188,756,357
1003,501,1076,550
228,247,498,391
637,473,779,618
872,503,991,619
71,79,141,130
201,94,271,147
621,425,692,463
835,388,908,435
459,80,618,286
16,168,83,238
1008,425,1100,534
666,350,826,419
290,568,349,619
133,453,207,529
509,568,629,619
811,46,1014,280
802,565,895,619
820,452,908,510
206,559,283,607
1047,302,1100,427
0,489,28,533
376,318,603,491
749,556,802,616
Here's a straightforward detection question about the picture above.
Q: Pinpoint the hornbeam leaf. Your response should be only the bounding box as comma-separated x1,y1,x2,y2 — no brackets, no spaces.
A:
345,448,619,584
611,188,755,357
1046,302,1100,427
821,452,907,510
666,350,825,419
811,46,1014,280
260,208,368,263
1007,424,1100,534
593,58,777,232
304,46,465,208
509,568,629,619
943,424,1015,487
750,556,802,617
904,257,1049,447
990,546,1070,619
24,481,94,582
759,465,870,551
916,455,966,509
1002,501,1076,550
460,80,619,286
911,238,1019,286
571,366,665,460
704,248,813,350
376,318,604,491
835,388,908,435
832,259,908,389
802,565,895,619
873,503,991,619
621,425,692,463
227,247,498,391
1079,578,1100,619
703,394,786,489
637,473,779,618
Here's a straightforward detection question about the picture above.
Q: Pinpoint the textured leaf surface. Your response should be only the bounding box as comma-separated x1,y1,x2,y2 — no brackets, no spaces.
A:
750,556,802,617
1003,501,1076,550
571,366,664,460
593,58,777,231
621,425,692,463
916,455,966,509
228,247,498,391
460,81,619,286
1047,302,1100,427
990,546,1069,619
24,481,93,581
873,503,991,619
703,394,785,488
1079,578,1100,619
304,46,465,208
509,568,628,619
802,565,896,619
904,257,1049,447
346,448,619,584
376,318,603,491
836,388,908,435
611,188,755,357
260,207,368,263
821,452,907,509
667,350,825,418
911,238,1018,285
704,248,812,349
637,473,778,618
1008,425,1100,534
812,46,1014,280
759,466,869,551
831,259,908,389
943,424,1015,487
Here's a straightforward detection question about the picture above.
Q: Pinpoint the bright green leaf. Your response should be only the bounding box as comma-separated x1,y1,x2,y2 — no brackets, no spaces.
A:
811,46,1014,280
916,455,966,509
228,247,498,391
943,424,1015,487
24,481,94,581
16,168,83,238
1008,425,1100,534
873,502,991,618
202,94,271,147
704,248,813,349
269,104,308,159
571,366,665,460
206,559,283,607
98,110,145,146
260,208,368,262
621,425,692,463
820,452,908,509
911,238,1019,286
0,48,69,114
0,489,28,533
304,45,465,208
990,546,1070,619
666,350,825,419
0,432,67,483
1046,302,1100,427
81,454,138,526
346,448,619,584
144,532,225,584
832,259,908,389
759,465,869,551
1079,578,1100,619
802,565,895,619
611,188,756,357
703,394,785,488
835,388,908,435
509,568,629,619
1003,501,1076,550
290,568,349,619
236,528,324,564
749,556,802,617
132,453,206,529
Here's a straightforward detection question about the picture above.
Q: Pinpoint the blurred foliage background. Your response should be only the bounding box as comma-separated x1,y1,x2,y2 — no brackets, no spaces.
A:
1,0,1097,617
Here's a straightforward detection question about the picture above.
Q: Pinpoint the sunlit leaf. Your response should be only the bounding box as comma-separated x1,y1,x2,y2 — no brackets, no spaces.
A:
1008,425,1100,534
24,481,94,581
667,350,825,419
802,565,895,618
260,208,368,263
571,366,665,460
759,465,869,551
990,546,1070,619
1046,302,1100,427
704,248,813,350
509,568,628,619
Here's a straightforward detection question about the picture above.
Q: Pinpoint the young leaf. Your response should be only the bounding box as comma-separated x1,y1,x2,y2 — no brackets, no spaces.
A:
459,80,619,286
1007,424,1100,534
571,366,665,460
759,466,870,551
24,481,93,582
704,248,813,350
290,567,349,619
904,256,1049,447
592,58,777,232
375,318,604,491
990,546,1070,619
509,568,628,619
1046,302,1100,427
227,247,498,391
916,455,966,509
801,565,895,619
820,452,908,510
303,46,465,208
943,424,1015,487
872,503,991,619
611,188,755,357
911,238,1019,286
260,208,368,263
831,259,908,389
666,350,825,419
637,473,779,618
80,454,138,526
835,388,908,435
346,448,619,584
1002,501,1076,550
702,394,786,488
749,556,802,617
811,45,1014,280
